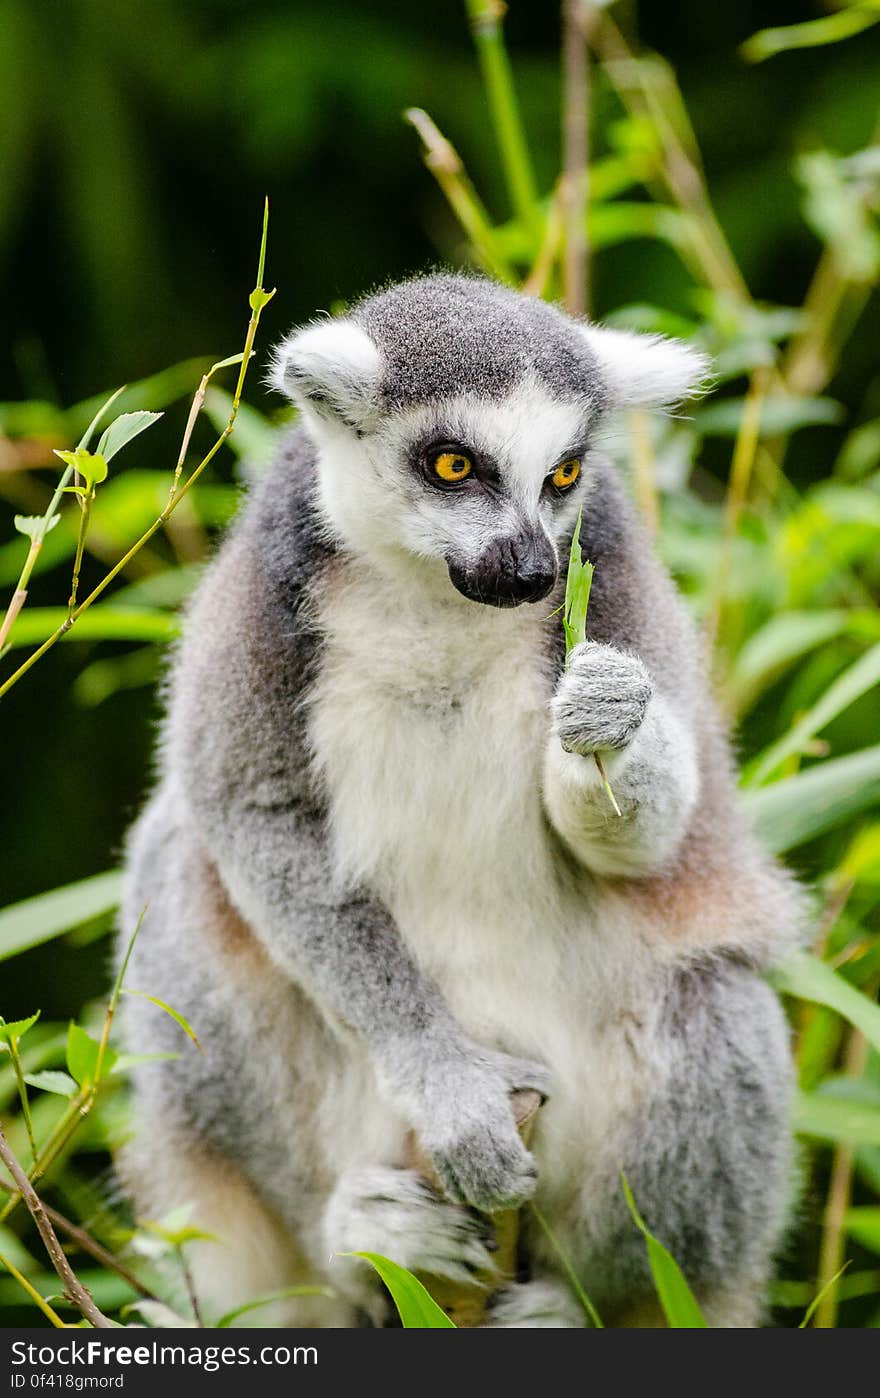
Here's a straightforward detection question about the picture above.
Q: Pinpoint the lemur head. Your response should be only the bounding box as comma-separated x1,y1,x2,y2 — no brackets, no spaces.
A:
269,274,707,607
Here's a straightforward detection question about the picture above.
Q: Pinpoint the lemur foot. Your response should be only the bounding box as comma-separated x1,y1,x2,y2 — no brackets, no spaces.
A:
485,1278,587,1329
551,641,652,754
324,1166,499,1319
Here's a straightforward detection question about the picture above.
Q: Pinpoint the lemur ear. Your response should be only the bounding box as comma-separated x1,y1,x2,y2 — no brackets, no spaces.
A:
579,325,710,410
268,318,381,430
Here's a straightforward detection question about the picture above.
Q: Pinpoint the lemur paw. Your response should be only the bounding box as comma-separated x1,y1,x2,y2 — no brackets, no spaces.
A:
417,1048,551,1213
485,1278,586,1328
551,642,652,754
324,1166,499,1303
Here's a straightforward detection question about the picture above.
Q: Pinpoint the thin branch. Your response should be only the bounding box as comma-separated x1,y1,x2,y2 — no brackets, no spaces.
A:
562,0,594,315
179,1247,205,1327
704,367,771,647
812,1017,873,1328
0,206,274,702
0,1176,158,1302
405,108,515,282
0,1120,113,1327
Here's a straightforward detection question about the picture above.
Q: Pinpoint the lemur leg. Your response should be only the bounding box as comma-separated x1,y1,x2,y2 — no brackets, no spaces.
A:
118,1130,354,1328
485,1278,587,1329
323,1166,500,1323
613,1287,764,1328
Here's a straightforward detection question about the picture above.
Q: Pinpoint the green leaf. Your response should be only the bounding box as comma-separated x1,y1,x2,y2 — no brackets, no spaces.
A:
742,744,880,853
563,507,593,659
110,1052,180,1074
66,1022,116,1086
209,352,248,373
217,1285,337,1327
0,870,123,962
799,1263,850,1327
96,411,163,463
121,990,201,1049
13,514,60,543
729,609,854,712
249,286,277,313
2,607,180,649
695,395,844,437
52,448,109,490
741,8,880,63
769,951,880,1056
0,1012,40,1045
344,1253,455,1328
621,1175,707,1327
143,1206,216,1249
844,1207,880,1255
23,1070,77,1098
793,1090,880,1147
746,642,880,785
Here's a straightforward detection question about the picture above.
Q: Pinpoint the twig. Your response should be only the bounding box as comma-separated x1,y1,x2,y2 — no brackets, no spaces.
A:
523,180,565,298
0,388,125,653
0,204,275,702
812,1021,871,1328
0,1178,158,1302
562,0,594,316
0,1121,113,1327
591,15,748,303
630,409,657,536
404,108,515,282
179,1247,205,1327
704,367,770,647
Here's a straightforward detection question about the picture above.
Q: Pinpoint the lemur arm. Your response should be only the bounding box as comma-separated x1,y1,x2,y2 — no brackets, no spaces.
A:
541,460,702,878
166,502,548,1209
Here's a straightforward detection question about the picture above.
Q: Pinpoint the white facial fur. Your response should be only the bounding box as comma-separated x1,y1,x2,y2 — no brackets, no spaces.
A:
269,313,707,592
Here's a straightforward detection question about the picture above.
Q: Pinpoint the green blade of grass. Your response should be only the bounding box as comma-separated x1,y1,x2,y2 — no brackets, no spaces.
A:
621,1174,708,1327
342,1252,455,1328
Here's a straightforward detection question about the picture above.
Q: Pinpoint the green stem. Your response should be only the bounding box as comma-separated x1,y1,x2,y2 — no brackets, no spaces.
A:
0,386,125,652
7,1040,38,1164
405,108,516,282
530,1202,603,1327
465,0,541,238
0,1089,90,1225
0,1248,68,1327
67,494,93,620
0,210,273,702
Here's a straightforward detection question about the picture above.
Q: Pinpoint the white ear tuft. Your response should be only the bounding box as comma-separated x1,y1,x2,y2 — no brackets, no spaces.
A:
268,318,381,429
580,325,710,410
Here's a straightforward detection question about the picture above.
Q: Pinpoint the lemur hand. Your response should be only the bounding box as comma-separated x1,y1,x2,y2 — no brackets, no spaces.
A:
551,641,652,755
414,1044,550,1212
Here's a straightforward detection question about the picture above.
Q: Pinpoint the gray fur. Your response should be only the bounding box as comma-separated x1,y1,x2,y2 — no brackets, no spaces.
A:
119,274,800,1328
353,273,606,412
553,643,653,752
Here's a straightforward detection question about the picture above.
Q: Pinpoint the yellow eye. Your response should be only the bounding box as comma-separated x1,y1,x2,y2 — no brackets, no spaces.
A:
550,459,580,490
433,450,473,483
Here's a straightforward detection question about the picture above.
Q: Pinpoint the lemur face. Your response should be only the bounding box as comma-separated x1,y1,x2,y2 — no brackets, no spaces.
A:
269,275,706,606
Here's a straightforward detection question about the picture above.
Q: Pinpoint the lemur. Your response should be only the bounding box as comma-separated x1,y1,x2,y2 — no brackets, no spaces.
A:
118,273,800,1328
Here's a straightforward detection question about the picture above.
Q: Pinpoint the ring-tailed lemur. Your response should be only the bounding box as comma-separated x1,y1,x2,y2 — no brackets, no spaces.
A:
118,273,800,1328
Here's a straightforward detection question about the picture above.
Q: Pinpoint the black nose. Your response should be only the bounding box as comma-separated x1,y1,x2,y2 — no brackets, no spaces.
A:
508,531,557,602
447,529,558,607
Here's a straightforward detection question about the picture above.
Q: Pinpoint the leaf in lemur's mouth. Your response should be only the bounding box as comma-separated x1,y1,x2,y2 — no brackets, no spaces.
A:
563,507,622,818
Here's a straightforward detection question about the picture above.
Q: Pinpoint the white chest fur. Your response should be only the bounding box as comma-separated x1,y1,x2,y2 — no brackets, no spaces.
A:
308,562,655,1176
